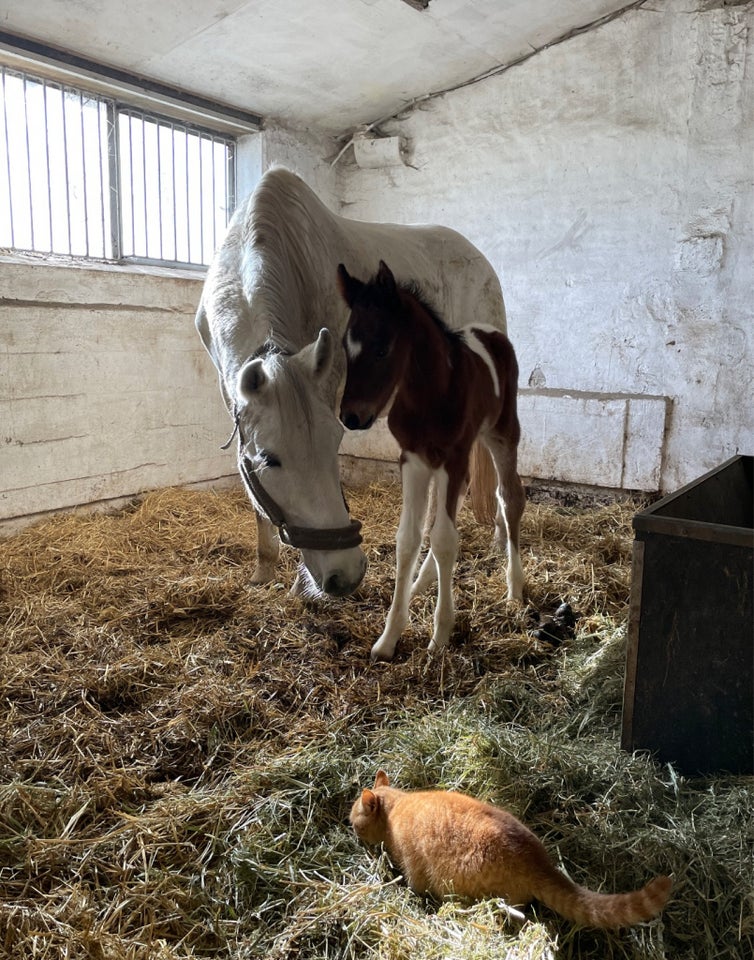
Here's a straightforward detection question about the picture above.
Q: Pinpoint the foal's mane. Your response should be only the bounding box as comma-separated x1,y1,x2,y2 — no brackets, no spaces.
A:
383,277,463,348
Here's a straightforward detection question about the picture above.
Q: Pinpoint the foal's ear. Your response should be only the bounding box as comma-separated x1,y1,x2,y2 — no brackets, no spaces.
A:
361,788,380,815
374,770,390,789
297,327,334,380
336,263,362,307
376,261,397,295
237,357,268,400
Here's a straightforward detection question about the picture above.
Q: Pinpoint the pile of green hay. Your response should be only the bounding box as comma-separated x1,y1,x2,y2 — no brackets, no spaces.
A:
0,482,750,959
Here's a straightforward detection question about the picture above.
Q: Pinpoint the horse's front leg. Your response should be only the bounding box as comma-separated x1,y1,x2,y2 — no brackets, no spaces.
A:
371,453,432,662
427,467,460,656
251,512,280,584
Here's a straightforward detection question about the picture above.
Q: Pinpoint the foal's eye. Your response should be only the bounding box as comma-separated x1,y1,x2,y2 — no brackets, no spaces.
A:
258,450,281,468
375,340,391,360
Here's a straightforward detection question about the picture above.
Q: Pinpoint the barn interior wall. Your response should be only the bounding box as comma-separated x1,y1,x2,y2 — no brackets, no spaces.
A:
3,0,752,530
0,125,335,530
335,0,754,493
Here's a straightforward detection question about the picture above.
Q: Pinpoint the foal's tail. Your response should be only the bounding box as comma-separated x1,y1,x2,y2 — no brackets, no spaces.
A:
469,441,497,525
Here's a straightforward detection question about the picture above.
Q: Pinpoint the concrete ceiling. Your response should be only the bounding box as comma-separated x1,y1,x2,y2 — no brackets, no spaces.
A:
0,0,637,136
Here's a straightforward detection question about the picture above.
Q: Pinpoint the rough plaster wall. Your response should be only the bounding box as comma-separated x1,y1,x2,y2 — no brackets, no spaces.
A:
336,0,754,492
260,124,339,209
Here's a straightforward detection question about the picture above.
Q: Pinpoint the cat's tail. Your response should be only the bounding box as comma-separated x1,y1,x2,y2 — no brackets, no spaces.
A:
535,870,672,929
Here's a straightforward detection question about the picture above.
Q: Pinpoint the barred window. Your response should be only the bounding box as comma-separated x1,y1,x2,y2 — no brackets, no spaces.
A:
0,65,235,268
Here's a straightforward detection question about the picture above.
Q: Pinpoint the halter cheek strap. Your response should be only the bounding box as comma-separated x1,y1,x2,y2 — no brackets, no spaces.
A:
223,400,363,553
238,453,363,551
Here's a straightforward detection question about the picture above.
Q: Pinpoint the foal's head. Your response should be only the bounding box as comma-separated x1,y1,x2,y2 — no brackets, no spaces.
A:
337,260,406,431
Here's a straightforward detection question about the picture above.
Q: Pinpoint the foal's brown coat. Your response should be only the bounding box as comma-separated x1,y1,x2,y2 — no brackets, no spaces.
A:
338,260,525,660
350,772,672,929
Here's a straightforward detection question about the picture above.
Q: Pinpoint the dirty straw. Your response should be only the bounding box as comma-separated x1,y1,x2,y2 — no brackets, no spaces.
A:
0,483,751,959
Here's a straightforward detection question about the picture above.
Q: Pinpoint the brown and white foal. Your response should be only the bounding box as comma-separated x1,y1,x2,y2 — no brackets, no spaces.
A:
337,260,525,661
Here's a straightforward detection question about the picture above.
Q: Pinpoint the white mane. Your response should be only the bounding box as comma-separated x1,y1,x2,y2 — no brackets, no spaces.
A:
243,167,341,354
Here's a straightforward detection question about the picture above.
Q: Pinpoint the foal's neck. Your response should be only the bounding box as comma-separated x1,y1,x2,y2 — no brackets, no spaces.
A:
397,288,457,385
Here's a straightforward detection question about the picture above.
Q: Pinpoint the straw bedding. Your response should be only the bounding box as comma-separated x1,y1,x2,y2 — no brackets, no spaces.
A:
0,481,751,959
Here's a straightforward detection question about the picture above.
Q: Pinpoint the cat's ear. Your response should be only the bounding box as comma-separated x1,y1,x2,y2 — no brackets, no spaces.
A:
374,770,390,788
361,789,380,815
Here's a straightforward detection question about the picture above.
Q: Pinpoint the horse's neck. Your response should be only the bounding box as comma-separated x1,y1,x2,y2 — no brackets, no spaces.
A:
249,178,343,348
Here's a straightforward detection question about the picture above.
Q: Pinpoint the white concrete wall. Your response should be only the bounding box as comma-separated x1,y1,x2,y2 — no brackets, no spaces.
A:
0,258,227,529
335,0,754,493
260,124,339,208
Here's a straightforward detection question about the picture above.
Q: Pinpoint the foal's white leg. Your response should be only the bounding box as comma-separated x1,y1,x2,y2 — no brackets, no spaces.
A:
371,453,432,662
410,550,437,598
410,480,439,598
411,481,466,599
426,468,460,655
484,435,525,601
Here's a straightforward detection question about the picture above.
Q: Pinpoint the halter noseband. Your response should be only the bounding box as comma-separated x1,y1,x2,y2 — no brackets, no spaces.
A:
223,393,363,553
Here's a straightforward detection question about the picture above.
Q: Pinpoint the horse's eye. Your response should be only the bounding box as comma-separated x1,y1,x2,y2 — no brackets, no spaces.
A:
375,340,392,360
258,450,281,468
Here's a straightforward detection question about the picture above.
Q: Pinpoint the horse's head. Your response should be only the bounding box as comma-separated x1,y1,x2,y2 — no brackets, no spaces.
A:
337,261,405,432
235,328,367,597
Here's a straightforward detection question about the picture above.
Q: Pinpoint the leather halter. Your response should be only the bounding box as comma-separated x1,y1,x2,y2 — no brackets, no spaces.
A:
222,382,363,553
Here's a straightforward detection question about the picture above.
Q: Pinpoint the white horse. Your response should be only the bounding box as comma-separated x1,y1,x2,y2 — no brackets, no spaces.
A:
195,166,509,598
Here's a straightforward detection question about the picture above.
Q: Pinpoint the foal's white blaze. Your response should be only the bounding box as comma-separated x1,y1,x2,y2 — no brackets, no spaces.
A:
345,328,363,360
462,325,501,397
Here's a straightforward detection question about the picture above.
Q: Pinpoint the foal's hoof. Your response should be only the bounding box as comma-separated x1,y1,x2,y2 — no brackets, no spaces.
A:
369,649,394,663
427,638,449,658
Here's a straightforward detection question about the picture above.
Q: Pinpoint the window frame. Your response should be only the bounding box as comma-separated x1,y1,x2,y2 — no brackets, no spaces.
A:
112,103,237,269
0,33,258,270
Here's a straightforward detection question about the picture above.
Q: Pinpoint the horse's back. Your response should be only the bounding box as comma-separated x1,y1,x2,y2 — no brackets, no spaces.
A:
336,217,506,335
198,167,507,383
254,166,507,333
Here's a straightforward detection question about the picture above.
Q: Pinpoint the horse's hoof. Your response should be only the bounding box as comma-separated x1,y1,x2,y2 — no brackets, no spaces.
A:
370,643,395,663
251,565,276,585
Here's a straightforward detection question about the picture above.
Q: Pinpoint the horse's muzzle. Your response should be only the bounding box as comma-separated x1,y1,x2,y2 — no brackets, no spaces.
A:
323,563,367,597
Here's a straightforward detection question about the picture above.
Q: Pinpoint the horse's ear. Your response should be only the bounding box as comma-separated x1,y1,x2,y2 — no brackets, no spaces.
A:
337,263,361,307
361,788,380,815
237,358,267,400
374,770,390,788
297,327,334,380
376,261,397,296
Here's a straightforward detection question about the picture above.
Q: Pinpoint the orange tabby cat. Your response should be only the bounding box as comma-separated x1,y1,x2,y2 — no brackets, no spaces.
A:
350,771,672,929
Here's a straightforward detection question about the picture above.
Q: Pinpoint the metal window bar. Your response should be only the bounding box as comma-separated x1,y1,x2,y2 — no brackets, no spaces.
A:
117,108,235,268
0,64,235,267
0,66,112,258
